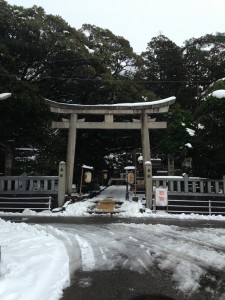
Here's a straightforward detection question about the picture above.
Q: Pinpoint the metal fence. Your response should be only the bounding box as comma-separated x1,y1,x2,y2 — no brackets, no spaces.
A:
0,196,52,211
164,198,225,215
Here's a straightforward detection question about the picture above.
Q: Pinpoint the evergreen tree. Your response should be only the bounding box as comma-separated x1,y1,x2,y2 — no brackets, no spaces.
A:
138,35,187,101
193,80,225,178
78,24,145,104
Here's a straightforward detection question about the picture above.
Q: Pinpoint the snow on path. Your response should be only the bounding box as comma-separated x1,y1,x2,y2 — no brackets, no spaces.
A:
56,222,225,298
93,185,127,201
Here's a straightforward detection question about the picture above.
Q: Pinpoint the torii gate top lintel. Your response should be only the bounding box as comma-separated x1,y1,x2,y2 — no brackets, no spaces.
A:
45,96,176,115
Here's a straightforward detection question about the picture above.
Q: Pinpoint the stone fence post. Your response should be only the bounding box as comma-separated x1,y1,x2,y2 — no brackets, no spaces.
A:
58,161,66,207
183,173,189,193
145,161,152,210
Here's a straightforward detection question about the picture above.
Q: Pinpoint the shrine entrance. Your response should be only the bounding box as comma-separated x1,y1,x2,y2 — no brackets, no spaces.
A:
45,97,175,208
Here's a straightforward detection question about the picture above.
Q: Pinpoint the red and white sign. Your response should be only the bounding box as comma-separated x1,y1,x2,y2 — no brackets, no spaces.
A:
155,188,168,206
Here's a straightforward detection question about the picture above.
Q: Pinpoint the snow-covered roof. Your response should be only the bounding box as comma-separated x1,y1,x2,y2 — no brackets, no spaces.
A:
82,164,94,170
45,96,176,112
124,166,136,170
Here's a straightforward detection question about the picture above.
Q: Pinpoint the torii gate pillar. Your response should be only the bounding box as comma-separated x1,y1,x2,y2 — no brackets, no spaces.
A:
141,110,151,163
66,113,77,193
141,111,152,209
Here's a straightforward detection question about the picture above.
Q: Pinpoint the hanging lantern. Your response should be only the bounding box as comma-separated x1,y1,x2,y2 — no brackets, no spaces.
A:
127,172,135,184
84,171,92,183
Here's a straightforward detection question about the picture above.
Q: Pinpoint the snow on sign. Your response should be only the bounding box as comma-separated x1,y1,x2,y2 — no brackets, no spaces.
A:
155,188,168,206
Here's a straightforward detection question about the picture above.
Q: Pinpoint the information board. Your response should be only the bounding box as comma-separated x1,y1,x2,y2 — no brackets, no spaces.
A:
155,188,168,206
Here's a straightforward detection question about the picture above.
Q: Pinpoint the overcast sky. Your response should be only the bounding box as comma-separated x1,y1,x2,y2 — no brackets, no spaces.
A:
6,0,225,53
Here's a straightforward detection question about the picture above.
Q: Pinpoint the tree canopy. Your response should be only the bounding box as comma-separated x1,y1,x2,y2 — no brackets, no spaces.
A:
1,0,225,178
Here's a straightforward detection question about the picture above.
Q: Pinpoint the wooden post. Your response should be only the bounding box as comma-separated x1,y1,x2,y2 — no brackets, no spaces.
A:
66,114,77,194
58,161,66,207
79,167,84,196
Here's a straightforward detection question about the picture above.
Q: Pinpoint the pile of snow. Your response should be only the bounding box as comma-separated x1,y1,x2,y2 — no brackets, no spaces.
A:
63,200,95,216
185,143,193,148
119,200,151,217
198,123,204,129
186,128,195,136
0,219,70,300
211,89,225,99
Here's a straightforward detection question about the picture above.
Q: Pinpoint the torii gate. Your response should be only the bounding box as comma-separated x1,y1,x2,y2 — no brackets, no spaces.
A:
45,97,176,207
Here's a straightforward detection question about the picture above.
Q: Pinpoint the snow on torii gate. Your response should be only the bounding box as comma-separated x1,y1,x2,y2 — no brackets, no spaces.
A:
45,97,176,206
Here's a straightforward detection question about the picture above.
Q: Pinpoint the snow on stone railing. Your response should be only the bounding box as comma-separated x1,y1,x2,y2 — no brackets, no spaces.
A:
153,174,225,195
0,174,58,194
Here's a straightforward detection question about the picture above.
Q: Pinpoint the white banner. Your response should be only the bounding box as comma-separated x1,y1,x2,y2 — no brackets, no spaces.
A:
155,188,168,206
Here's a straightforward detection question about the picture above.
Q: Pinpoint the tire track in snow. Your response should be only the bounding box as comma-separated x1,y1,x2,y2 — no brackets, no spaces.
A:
122,224,225,269
74,234,95,271
73,227,153,273
155,229,225,253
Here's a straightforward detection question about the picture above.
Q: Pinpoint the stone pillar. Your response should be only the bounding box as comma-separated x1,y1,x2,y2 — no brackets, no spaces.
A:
145,161,152,209
141,111,151,163
66,114,77,194
223,175,225,194
168,155,175,176
58,161,66,207
4,140,14,176
183,173,189,193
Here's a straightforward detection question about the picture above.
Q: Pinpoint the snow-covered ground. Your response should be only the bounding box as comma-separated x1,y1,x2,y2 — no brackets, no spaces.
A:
0,185,225,299
0,219,70,300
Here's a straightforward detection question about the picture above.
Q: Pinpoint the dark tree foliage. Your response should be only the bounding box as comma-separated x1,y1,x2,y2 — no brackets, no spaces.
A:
192,80,225,178
0,0,91,103
1,0,225,178
183,33,225,83
138,35,187,100
78,24,146,104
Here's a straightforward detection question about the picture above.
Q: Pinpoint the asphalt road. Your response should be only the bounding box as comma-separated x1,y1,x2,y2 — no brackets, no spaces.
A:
61,268,185,300
2,214,225,228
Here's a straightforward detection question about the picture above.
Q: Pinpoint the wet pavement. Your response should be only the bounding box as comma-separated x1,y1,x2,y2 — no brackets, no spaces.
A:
1,214,225,228
61,269,189,300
